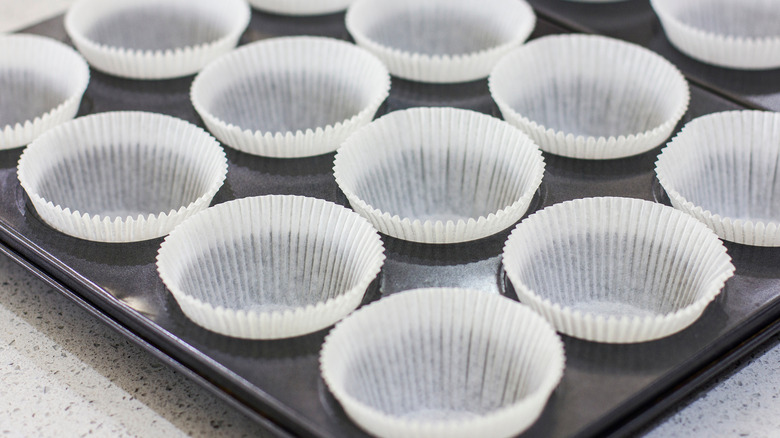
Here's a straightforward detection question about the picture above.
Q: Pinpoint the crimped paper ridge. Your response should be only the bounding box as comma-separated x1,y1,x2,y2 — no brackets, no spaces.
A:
247,0,353,16
157,195,385,339
489,34,689,159
0,34,89,149
17,111,227,243
346,0,535,83
657,110,780,246
334,107,545,244
651,0,780,70
191,36,390,158
65,0,250,79
320,288,565,438
503,197,734,343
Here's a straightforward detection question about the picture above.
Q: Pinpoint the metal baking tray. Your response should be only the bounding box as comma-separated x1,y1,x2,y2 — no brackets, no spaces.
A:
4,5,780,437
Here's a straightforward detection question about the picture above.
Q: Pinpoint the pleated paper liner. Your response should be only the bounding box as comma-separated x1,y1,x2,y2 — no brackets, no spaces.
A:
156,195,385,339
319,288,565,438
651,0,780,70
17,111,227,243
0,34,89,149
64,0,250,79
333,107,545,244
489,34,689,159
247,0,353,16
502,197,735,343
657,111,780,246
345,0,535,83
191,36,390,158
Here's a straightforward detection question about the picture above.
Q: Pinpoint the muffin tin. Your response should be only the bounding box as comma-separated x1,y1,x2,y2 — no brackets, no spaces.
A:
3,4,780,438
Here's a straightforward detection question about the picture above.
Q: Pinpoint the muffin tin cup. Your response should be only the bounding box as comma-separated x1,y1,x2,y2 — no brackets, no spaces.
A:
247,0,353,16
650,0,780,70
503,197,735,343
191,36,390,158
156,195,385,339
489,34,690,159
320,288,565,438
333,107,545,244
345,0,535,83
17,111,227,243
64,0,250,79
0,34,89,149
656,110,780,247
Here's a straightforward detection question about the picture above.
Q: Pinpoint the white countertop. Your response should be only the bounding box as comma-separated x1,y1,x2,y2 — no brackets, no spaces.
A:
1,1,780,437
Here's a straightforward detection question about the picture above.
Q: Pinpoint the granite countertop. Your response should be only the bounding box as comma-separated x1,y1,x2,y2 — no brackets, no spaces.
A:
2,1,780,437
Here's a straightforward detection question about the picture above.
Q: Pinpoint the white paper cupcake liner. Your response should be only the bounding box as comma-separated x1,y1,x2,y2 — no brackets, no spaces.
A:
651,0,780,70
656,111,780,247
64,0,250,79
0,34,89,150
503,197,734,343
333,107,545,244
191,36,390,158
17,111,227,243
489,34,690,159
248,0,353,16
157,195,385,339
320,288,565,438
345,0,535,83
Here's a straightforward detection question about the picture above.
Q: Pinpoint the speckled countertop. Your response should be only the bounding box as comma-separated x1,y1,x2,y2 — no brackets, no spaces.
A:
1,2,780,437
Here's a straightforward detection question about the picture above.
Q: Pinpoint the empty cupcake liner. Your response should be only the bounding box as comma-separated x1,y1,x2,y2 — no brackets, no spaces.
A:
345,0,536,83
247,0,353,16
0,34,89,149
320,288,565,438
503,197,734,343
333,107,545,244
64,0,250,79
17,111,227,243
651,0,780,70
191,36,390,158
489,34,690,159
656,110,780,247
157,195,385,339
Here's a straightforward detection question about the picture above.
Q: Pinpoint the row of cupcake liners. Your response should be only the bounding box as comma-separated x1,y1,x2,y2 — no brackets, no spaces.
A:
5,6,780,438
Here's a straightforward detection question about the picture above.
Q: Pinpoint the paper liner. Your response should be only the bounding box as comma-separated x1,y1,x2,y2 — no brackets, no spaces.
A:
64,0,250,79
191,36,390,158
320,288,565,438
247,0,353,16
345,0,535,83
17,111,227,243
333,107,545,244
156,195,385,339
503,197,734,343
656,111,780,246
651,0,780,70
489,34,689,159
0,34,89,150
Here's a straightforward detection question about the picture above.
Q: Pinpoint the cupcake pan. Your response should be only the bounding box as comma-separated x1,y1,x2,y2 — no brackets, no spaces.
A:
191,36,390,158
5,8,780,438
489,34,689,159
334,107,544,243
157,195,385,339
320,288,564,438
650,0,780,70
656,110,780,247
64,0,250,79
503,197,734,343
346,0,535,83
0,34,89,149
17,111,227,242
